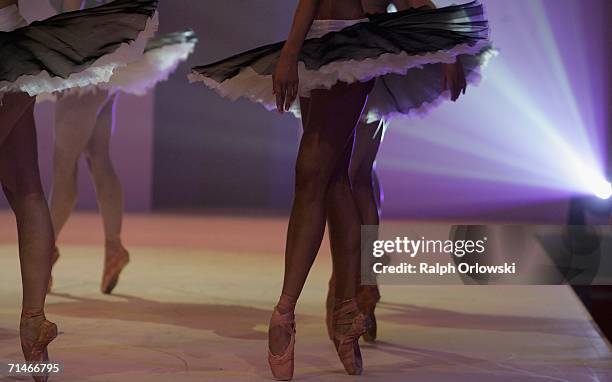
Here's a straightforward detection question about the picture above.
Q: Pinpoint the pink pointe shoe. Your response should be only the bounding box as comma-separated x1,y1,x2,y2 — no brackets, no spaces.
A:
101,245,130,294
268,308,296,381
327,278,380,343
20,310,58,382
333,299,367,375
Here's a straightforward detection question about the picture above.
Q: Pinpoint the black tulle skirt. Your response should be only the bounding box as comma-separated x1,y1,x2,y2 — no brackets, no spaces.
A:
190,1,494,122
0,0,158,96
38,30,197,100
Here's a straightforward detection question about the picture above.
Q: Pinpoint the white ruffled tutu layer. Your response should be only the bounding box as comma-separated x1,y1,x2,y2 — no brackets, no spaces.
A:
361,47,497,123
104,38,195,95
38,35,195,101
189,40,492,117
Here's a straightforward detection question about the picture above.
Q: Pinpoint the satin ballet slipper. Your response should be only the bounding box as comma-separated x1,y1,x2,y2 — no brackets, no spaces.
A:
47,247,60,294
268,308,296,381
100,245,130,294
357,285,381,343
327,279,379,343
333,299,367,375
20,310,58,382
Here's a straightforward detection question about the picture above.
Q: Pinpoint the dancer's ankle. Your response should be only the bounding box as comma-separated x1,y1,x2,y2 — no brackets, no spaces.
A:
21,307,45,320
333,298,359,321
105,238,123,254
276,294,297,315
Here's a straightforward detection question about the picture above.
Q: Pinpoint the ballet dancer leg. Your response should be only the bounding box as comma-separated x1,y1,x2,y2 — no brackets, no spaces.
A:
350,121,383,342
83,93,129,294
268,80,373,380
326,120,384,341
48,91,109,291
350,121,383,228
0,93,57,381
325,131,375,374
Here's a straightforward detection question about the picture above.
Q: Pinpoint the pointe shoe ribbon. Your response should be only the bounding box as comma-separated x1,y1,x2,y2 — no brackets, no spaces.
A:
335,313,367,342
333,300,367,375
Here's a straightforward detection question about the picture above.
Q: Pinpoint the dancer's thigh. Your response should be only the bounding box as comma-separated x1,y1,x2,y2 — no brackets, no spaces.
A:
54,90,110,157
0,99,41,195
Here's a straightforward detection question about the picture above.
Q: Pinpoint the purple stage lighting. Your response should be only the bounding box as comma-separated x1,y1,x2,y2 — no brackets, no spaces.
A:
377,0,610,218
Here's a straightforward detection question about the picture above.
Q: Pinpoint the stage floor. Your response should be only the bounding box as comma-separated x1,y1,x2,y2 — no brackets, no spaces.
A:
0,212,610,381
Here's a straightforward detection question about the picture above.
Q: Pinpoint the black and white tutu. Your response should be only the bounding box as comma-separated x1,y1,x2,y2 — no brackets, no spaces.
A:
189,1,494,122
0,0,158,97
106,29,197,96
39,29,198,100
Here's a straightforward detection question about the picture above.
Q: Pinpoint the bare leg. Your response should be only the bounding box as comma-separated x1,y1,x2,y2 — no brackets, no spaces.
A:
0,94,52,310
350,121,383,226
326,119,384,340
269,81,372,356
0,93,32,144
320,114,375,376
326,134,364,300
282,83,371,302
49,91,109,239
351,121,384,342
0,93,57,369
84,93,124,254
83,93,129,294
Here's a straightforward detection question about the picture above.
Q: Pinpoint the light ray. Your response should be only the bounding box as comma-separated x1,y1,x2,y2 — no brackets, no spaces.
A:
380,0,609,204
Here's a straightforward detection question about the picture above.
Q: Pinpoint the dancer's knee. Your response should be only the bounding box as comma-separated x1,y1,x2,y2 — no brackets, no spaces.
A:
294,151,342,203
294,157,327,202
53,144,83,172
328,172,352,200
294,137,337,202
2,178,45,212
0,158,43,198
350,164,373,194
15,175,45,199
84,147,113,176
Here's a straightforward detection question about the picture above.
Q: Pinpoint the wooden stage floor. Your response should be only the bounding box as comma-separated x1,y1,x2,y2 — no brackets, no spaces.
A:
0,212,610,381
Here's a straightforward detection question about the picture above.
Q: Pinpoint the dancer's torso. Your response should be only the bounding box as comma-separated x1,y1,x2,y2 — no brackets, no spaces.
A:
316,0,366,20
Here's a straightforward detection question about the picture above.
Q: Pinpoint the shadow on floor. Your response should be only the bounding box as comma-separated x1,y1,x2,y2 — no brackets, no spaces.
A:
376,302,597,338
0,328,18,342
46,293,319,341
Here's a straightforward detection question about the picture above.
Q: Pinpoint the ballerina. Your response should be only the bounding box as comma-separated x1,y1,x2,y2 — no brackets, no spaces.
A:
0,1,157,380
45,0,196,295
325,0,488,345
190,1,492,379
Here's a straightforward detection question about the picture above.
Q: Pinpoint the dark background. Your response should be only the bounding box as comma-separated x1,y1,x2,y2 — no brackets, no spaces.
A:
152,0,299,213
